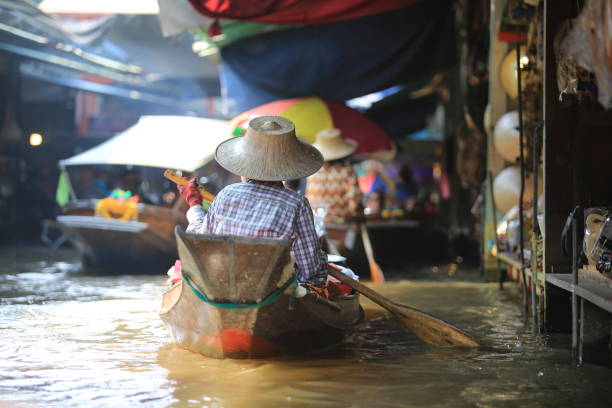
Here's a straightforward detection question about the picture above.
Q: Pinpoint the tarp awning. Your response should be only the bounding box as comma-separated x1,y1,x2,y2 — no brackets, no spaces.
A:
60,115,231,171
186,0,424,25
219,0,455,114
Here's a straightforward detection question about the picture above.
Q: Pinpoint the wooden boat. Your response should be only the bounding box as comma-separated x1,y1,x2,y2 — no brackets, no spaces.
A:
43,115,232,274
159,227,364,358
45,199,186,273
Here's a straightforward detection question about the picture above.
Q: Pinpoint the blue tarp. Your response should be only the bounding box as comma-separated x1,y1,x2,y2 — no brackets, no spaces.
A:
219,0,455,115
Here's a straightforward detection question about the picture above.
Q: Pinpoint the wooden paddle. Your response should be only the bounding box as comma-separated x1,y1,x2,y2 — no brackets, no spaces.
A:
164,169,216,203
360,223,385,283
327,266,480,348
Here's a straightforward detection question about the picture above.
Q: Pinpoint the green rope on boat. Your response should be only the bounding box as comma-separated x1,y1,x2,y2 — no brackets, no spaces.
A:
182,271,296,309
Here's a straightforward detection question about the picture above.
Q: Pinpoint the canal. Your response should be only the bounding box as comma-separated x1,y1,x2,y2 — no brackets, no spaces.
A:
0,245,609,407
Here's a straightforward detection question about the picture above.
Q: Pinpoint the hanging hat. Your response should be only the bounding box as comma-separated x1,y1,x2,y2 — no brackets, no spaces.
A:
312,128,358,161
215,116,323,181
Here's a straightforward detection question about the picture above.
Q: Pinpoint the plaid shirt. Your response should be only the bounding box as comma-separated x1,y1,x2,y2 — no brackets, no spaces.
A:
186,181,327,285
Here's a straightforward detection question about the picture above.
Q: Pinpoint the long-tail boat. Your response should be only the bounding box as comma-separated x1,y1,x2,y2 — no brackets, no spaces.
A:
160,227,364,358
44,115,231,273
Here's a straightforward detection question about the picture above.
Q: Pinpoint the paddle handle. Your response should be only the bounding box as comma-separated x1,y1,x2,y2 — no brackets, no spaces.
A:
328,266,396,312
164,169,216,203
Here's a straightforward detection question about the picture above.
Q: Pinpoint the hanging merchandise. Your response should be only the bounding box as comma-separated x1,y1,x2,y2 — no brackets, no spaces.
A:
521,6,543,170
584,210,607,267
500,46,527,99
493,166,542,214
493,111,520,162
590,215,612,272
483,103,492,134
493,166,521,214
457,112,486,189
497,0,534,43
558,0,612,109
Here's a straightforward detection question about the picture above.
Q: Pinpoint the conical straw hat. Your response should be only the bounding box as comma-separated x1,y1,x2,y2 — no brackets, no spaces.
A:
215,116,323,181
312,128,358,161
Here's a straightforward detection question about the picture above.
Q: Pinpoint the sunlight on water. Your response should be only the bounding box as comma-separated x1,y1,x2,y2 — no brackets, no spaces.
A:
0,247,609,407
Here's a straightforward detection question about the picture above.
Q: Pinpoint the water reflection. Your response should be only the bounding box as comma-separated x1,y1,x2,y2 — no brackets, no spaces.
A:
0,246,610,407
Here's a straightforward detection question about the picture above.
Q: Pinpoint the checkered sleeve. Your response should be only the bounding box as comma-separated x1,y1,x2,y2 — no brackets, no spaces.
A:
185,198,217,234
292,197,328,285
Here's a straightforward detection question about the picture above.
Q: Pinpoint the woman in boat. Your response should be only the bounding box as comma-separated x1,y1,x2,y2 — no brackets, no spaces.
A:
304,128,363,224
178,116,328,286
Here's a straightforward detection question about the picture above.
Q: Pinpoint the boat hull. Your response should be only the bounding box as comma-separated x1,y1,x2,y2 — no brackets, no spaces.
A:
48,202,186,274
160,281,362,358
159,228,363,358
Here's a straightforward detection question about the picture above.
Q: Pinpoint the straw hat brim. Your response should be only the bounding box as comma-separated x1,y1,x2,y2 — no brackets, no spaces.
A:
215,136,324,181
313,138,358,161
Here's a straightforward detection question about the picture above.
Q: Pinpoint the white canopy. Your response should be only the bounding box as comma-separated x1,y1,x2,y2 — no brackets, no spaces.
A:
60,115,232,172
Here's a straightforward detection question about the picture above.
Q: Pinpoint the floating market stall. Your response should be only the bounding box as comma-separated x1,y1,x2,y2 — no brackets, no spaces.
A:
47,115,231,273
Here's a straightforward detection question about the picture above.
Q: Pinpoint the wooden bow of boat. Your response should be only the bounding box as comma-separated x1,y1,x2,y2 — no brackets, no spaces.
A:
159,227,363,359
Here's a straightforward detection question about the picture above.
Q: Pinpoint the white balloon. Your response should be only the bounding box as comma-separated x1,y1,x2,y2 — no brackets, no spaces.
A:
483,103,492,135
493,166,521,214
500,46,526,99
494,111,520,162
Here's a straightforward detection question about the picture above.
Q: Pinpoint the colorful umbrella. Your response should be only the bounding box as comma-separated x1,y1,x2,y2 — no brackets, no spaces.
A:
229,97,392,154
357,170,396,195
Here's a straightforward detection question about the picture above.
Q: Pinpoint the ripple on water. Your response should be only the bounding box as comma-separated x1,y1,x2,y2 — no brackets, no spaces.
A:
0,251,611,407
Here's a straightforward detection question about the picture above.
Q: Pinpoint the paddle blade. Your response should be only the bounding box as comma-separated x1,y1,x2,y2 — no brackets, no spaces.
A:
327,266,480,348
392,304,480,348
370,261,385,284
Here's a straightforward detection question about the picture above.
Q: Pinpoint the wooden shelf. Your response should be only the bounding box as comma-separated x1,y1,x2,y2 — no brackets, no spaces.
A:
492,252,546,287
546,273,612,313
579,267,612,289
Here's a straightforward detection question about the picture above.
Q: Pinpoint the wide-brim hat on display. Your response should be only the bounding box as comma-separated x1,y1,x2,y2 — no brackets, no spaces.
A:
312,128,358,161
215,116,323,181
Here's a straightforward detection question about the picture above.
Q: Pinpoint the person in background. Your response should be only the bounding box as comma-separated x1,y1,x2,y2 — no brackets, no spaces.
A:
76,168,108,199
305,128,363,224
116,168,155,204
395,164,417,212
178,116,328,286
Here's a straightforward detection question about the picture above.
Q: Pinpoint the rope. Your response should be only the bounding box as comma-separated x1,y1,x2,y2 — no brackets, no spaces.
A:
182,271,296,310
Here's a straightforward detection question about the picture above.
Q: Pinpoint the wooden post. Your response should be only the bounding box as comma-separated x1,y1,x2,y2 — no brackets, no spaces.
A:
571,207,580,357
531,125,540,327
516,43,529,315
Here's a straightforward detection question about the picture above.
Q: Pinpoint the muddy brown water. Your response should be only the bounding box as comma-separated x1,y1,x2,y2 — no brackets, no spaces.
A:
0,246,610,407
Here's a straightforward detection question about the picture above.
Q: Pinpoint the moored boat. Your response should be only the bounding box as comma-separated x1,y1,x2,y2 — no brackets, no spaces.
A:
160,227,364,359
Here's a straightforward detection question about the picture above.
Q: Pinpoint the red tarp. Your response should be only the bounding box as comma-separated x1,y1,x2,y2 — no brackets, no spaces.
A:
187,0,425,24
